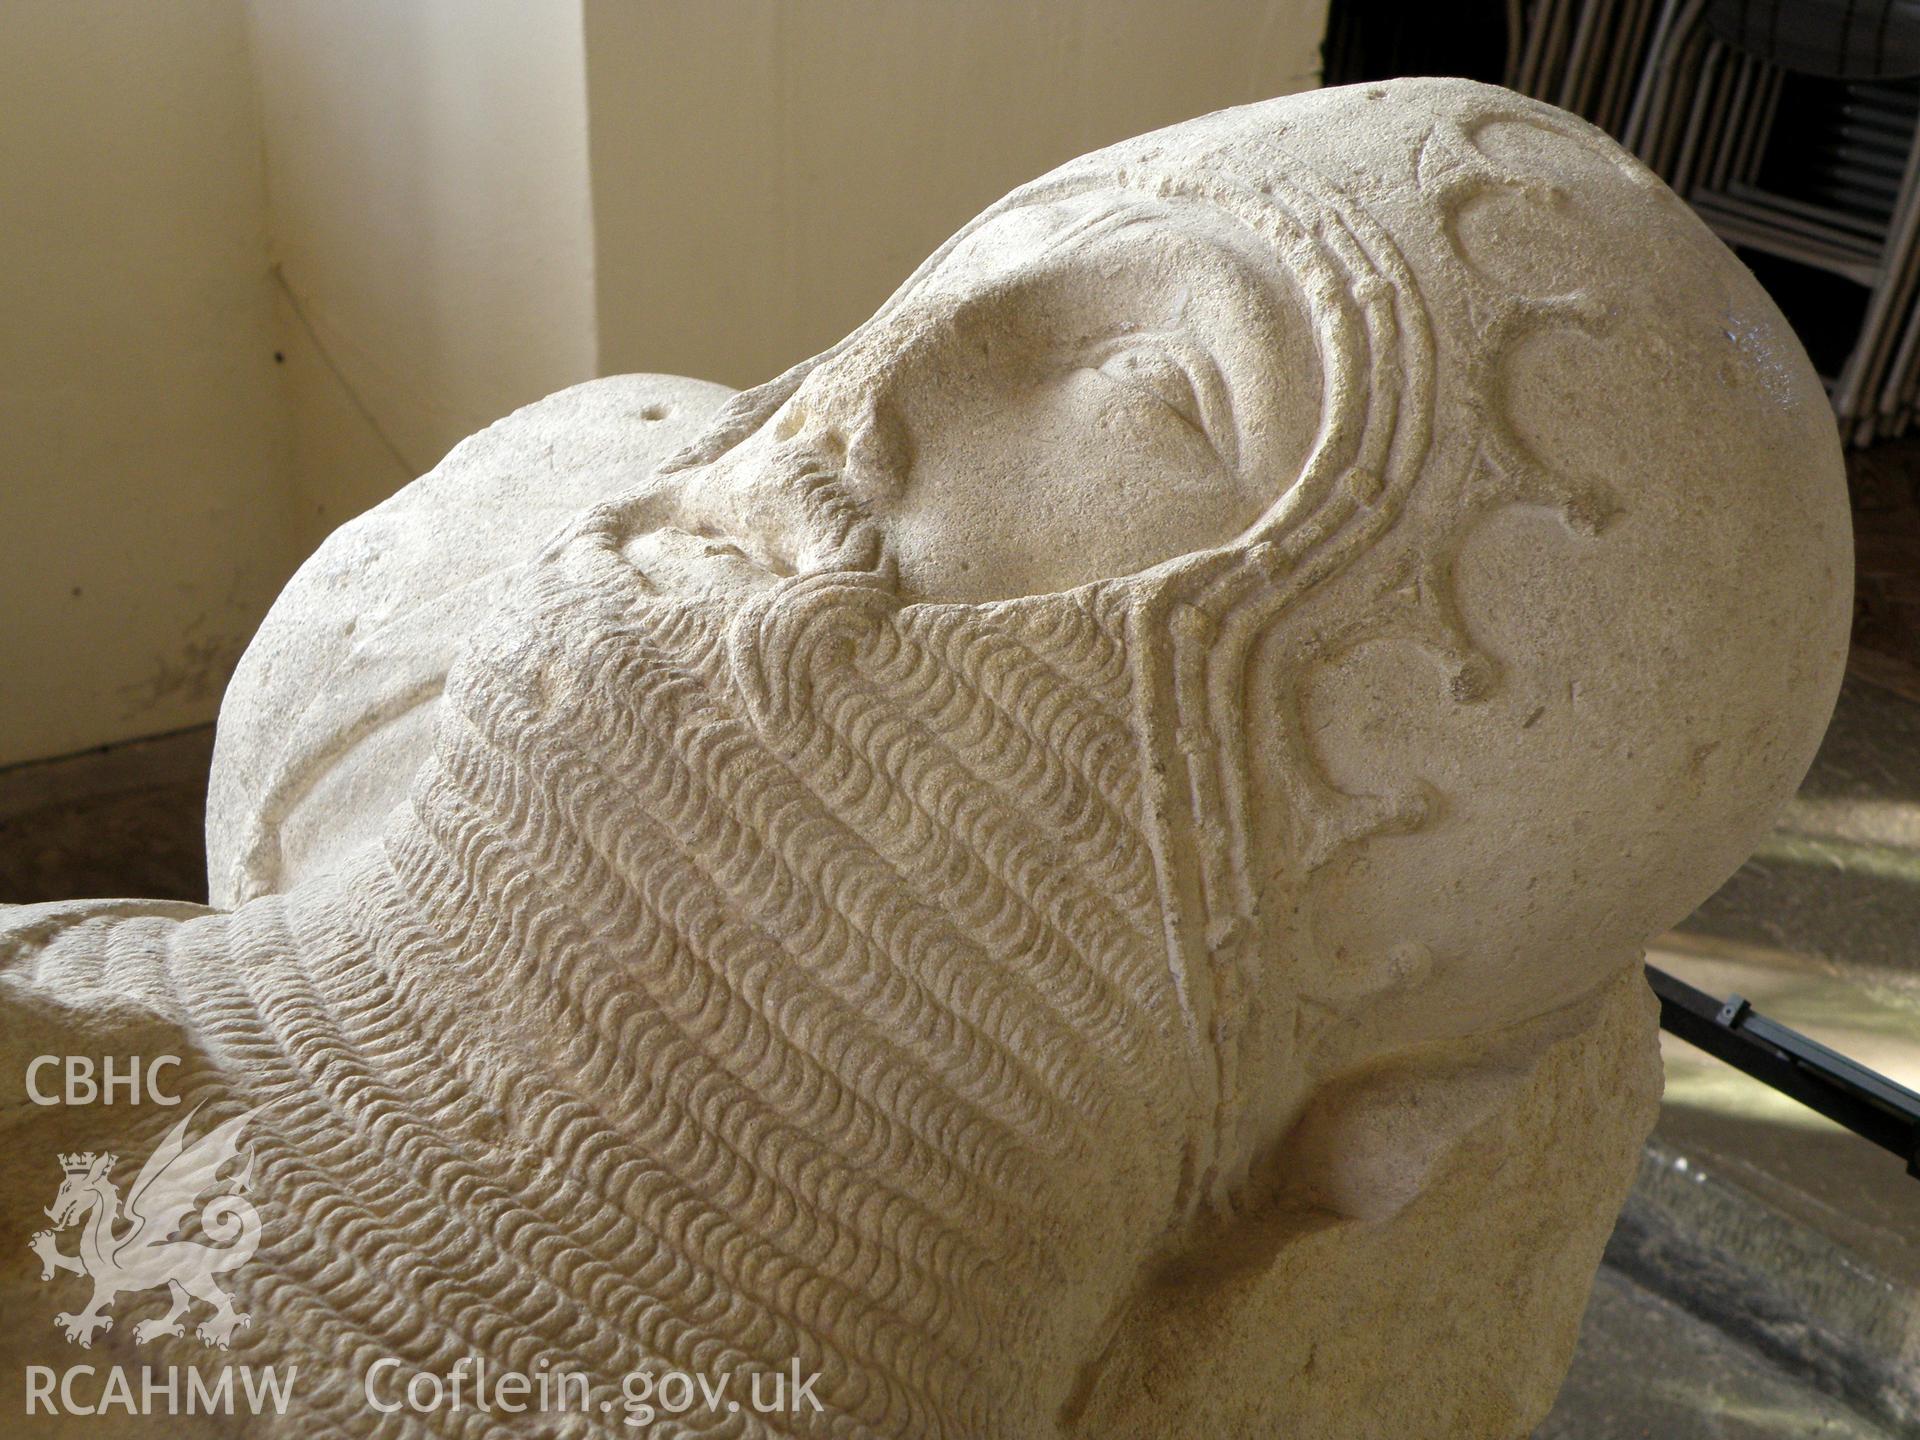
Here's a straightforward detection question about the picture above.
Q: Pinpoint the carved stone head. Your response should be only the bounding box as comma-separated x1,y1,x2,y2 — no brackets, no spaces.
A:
30,76,1849,1440
592,75,1850,1211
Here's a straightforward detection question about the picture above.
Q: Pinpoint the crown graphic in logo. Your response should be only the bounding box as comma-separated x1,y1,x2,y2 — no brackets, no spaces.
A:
57,1152,106,1176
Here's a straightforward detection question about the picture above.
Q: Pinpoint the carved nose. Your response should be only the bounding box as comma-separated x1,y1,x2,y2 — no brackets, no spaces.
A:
770,380,914,511
662,419,878,577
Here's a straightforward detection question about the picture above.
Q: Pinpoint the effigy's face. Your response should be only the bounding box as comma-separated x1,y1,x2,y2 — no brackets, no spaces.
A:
656,191,1322,601
612,83,1853,1061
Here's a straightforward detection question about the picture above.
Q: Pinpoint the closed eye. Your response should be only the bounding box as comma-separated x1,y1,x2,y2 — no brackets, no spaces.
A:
1088,334,1238,469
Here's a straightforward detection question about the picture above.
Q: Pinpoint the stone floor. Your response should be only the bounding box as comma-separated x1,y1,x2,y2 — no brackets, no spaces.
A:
1847,435,1920,685
1543,1269,1897,1440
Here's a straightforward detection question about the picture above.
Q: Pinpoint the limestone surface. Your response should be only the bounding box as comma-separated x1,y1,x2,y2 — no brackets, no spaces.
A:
1,78,1851,1439
205,372,733,909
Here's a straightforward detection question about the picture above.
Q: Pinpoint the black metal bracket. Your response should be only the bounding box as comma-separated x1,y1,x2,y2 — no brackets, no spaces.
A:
1647,963,1920,1179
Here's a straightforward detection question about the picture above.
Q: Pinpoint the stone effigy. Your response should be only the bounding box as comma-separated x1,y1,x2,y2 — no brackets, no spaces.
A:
0,78,1852,1438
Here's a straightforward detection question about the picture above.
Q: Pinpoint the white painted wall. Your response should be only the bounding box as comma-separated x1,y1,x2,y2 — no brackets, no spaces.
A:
0,0,295,768
246,0,599,551
584,0,1330,389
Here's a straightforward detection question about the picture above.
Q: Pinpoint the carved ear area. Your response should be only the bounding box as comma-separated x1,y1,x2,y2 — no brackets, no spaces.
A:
1278,1055,1529,1224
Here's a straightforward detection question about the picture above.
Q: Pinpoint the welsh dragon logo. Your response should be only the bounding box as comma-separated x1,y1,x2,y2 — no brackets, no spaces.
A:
29,1104,260,1348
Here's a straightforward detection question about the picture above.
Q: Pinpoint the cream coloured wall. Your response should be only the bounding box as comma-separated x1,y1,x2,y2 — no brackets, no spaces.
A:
0,2,1328,771
584,0,1330,389
246,0,599,552
0,0,296,768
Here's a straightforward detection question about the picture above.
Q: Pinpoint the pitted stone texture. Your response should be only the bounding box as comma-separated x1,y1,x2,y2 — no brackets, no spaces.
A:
2,78,1850,1439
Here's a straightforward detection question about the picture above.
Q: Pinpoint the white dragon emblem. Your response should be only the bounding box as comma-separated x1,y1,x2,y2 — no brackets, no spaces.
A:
29,1105,259,1348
